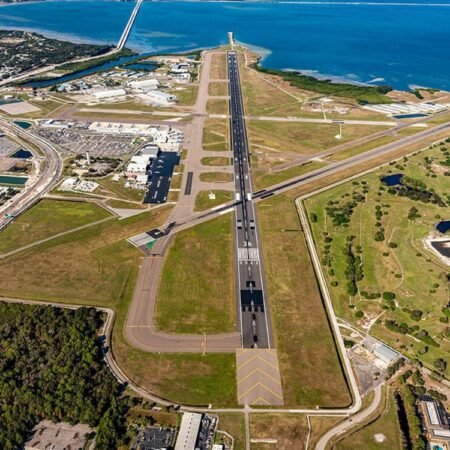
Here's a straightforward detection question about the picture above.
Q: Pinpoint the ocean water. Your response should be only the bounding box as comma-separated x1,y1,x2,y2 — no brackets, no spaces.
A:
0,0,449,90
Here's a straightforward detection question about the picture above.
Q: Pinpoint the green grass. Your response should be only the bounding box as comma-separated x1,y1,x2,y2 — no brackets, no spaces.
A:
335,388,402,450
257,194,352,407
305,143,450,376
0,199,111,254
0,207,171,305
253,63,392,104
156,214,236,334
194,190,234,211
253,161,327,191
199,172,233,183
172,85,198,106
201,157,231,166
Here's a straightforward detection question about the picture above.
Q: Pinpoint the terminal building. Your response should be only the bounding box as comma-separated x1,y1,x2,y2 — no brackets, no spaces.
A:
419,398,450,449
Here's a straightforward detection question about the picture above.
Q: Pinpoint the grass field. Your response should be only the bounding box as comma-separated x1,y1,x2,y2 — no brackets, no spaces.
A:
335,388,402,450
199,172,233,183
202,119,229,152
250,414,308,450
210,53,227,80
305,142,450,376
201,156,231,166
0,207,171,305
170,85,198,106
207,98,229,115
209,81,229,97
257,194,352,407
217,414,246,450
194,190,234,211
0,200,241,406
156,214,236,333
253,160,327,191
248,120,391,170
0,199,111,254
96,175,145,202
238,49,386,119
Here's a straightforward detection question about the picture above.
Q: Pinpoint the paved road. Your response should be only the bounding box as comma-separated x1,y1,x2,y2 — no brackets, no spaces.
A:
315,385,382,450
0,119,63,231
228,51,272,349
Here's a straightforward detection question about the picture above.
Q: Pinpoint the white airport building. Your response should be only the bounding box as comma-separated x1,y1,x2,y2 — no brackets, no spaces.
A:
128,78,159,92
364,101,449,117
174,412,202,450
142,90,177,106
93,88,127,100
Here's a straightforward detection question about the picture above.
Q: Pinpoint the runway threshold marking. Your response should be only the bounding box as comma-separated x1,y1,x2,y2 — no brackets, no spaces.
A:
237,382,284,402
236,349,284,405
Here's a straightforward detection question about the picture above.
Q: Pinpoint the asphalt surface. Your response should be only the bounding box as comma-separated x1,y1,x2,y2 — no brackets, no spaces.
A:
0,118,63,231
143,151,180,204
228,51,272,349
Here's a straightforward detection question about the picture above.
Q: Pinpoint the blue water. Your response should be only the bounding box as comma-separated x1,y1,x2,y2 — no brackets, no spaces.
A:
393,113,428,119
436,220,450,233
0,0,450,90
381,173,403,185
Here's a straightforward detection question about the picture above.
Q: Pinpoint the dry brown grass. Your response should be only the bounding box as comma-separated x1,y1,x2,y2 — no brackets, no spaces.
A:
207,98,229,115
210,52,228,80
250,414,308,450
257,194,351,407
209,81,229,97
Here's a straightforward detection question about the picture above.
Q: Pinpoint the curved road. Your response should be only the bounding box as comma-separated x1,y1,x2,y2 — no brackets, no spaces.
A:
315,385,382,450
125,254,241,353
0,118,63,231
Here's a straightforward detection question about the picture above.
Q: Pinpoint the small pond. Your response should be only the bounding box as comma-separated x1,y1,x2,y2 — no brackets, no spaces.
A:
436,220,450,234
381,173,403,186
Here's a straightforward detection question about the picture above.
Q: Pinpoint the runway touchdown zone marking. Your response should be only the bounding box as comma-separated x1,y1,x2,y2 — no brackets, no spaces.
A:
236,349,284,405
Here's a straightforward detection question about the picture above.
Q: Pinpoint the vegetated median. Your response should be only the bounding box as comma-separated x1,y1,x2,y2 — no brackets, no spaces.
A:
252,60,392,104
156,214,236,334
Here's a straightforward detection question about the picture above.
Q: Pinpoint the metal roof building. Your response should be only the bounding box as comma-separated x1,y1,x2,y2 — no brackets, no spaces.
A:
175,412,202,450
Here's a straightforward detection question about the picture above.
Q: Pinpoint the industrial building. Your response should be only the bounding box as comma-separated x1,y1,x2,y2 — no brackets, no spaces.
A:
128,78,159,92
174,412,203,450
143,90,177,106
419,398,450,449
93,88,127,100
373,344,399,366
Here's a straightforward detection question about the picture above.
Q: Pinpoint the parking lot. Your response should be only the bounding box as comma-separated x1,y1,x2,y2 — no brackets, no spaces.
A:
36,127,140,157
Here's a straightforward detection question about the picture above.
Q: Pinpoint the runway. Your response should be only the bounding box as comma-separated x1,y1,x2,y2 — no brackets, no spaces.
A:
228,51,273,350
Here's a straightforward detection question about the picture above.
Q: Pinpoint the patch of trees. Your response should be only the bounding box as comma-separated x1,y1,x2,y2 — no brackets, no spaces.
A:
343,236,363,296
407,207,421,221
387,176,446,207
325,192,366,227
0,302,122,450
251,61,393,104
398,383,427,450
0,30,112,77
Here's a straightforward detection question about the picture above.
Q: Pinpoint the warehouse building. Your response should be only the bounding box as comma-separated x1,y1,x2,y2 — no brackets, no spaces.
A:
419,398,450,449
93,88,127,100
174,412,202,450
